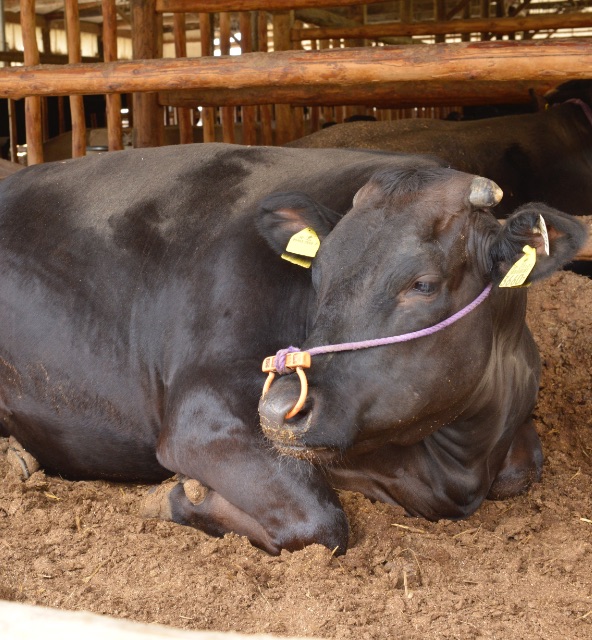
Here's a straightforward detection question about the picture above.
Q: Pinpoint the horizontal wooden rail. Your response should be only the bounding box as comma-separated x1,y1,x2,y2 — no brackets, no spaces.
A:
0,51,100,65
160,80,554,108
0,40,590,103
292,12,592,40
156,0,383,12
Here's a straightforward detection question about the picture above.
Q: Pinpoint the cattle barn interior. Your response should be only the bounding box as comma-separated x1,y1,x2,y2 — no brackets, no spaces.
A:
1,4,592,640
0,1,592,165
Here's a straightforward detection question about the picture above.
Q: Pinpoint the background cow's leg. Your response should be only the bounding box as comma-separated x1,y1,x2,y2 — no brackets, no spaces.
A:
487,418,543,500
154,390,348,555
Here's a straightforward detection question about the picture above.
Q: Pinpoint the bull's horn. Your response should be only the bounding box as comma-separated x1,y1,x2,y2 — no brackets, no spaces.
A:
469,177,503,207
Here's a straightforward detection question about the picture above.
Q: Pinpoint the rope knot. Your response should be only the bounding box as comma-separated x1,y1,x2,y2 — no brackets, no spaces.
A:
274,346,301,375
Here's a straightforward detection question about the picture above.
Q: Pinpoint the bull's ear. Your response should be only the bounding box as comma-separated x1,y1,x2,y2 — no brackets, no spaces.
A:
488,203,587,285
256,191,341,257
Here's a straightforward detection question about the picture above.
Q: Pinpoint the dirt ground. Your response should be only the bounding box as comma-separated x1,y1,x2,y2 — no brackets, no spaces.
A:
0,268,591,640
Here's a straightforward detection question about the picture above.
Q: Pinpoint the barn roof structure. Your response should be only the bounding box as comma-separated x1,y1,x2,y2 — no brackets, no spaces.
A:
0,1,591,164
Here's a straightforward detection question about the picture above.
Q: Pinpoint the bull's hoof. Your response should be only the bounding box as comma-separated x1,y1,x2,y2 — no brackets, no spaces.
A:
140,480,178,521
140,477,209,521
6,436,40,480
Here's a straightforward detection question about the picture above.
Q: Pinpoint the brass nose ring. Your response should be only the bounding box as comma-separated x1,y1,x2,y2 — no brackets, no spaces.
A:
261,352,311,420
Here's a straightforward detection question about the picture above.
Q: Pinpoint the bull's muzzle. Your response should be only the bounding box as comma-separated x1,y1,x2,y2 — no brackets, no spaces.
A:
259,354,315,451
261,351,311,420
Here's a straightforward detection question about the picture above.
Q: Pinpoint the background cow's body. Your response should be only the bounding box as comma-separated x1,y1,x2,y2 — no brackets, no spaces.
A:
288,83,592,218
0,144,585,554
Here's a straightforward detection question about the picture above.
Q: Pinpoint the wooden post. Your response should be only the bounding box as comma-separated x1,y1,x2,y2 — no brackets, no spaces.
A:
461,0,471,43
239,11,257,145
435,0,446,43
257,11,273,145
343,5,366,121
102,0,123,151
20,0,43,165
480,0,490,41
173,12,193,144
65,0,86,157
290,19,305,140
272,11,292,145
199,12,216,142
219,12,236,144
319,38,333,125
131,0,164,148
307,37,320,134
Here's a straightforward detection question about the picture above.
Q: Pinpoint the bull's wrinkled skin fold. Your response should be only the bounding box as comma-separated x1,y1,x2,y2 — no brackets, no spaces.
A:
0,143,586,554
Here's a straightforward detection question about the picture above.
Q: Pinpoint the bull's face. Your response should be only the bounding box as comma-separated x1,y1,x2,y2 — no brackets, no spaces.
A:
257,165,586,461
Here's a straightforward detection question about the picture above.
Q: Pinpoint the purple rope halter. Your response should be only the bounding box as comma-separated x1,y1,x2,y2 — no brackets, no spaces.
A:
272,283,492,374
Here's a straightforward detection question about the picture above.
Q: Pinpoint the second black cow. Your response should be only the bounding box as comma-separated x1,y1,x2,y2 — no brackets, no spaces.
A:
288,80,592,218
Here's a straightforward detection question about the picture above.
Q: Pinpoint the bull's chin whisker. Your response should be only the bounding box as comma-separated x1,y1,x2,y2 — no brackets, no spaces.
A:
272,442,339,465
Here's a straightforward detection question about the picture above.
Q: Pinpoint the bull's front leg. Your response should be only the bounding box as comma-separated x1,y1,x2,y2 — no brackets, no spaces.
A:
150,388,348,555
486,418,543,500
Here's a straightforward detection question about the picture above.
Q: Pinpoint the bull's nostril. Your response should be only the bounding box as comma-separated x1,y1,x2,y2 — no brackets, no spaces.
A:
285,397,314,424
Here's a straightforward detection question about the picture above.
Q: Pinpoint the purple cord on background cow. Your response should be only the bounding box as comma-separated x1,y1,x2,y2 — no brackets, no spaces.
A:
274,346,301,374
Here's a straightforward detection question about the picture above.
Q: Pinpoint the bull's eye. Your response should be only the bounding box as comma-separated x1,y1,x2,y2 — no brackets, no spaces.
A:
412,280,439,295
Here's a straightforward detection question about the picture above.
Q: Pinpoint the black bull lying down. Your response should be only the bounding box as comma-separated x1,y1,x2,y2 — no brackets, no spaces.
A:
0,144,586,555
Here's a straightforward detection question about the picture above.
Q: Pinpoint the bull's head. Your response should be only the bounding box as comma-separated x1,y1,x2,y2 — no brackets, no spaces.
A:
257,166,586,462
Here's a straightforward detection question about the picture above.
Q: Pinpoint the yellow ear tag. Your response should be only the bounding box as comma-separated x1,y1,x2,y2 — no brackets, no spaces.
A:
286,227,320,258
281,253,313,268
281,227,320,268
499,245,537,288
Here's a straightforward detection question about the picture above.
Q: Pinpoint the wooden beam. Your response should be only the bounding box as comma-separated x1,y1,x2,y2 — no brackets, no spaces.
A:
20,0,43,165
2,41,590,102
103,0,123,151
446,0,472,21
65,0,87,158
293,8,411,45
47,19,102,37
156,0,384,13
0,51,100,64
4,10,45,28
291,13,592,40
160,79,553,109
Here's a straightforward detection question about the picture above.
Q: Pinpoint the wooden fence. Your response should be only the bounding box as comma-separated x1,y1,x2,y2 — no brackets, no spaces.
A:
4,1,592,164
